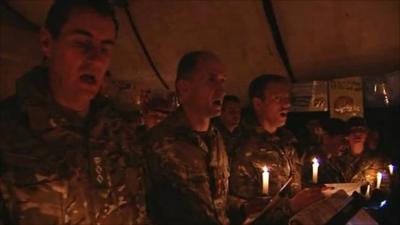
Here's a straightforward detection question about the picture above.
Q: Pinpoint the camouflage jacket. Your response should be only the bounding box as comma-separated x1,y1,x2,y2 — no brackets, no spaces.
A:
301,147,343,185
332,150,389,188
0,67,149,225
230,124,301,225
212,118,244,160
145,109,230,225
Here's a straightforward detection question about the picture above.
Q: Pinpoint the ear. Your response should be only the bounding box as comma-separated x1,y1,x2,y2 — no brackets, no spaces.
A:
176,80,190,99
251,97,262,112
40,28,53,58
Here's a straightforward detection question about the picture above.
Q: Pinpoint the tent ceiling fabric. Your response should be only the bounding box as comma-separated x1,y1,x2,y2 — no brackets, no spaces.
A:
1,0,399,100
273,0,400,81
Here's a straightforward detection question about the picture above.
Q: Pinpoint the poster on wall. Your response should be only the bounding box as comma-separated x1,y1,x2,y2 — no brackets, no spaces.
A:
291,81,328,112
329,76,363,120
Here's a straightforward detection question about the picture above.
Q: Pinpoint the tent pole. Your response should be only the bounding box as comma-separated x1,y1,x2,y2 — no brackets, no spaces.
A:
262,0,296,83
115,0,170,90
0,1,40,32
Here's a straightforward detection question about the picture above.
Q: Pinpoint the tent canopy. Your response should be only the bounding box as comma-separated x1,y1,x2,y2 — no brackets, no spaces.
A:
1,0,399,100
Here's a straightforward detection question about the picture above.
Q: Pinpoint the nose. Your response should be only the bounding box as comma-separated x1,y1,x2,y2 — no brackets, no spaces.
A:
87,47,109,64
281,96,291,108
216,82,225,96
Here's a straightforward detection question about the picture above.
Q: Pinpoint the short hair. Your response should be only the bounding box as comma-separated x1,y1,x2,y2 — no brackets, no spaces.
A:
176,51,218,82
45,0,119,38
223,95,240,105
248,74,289,101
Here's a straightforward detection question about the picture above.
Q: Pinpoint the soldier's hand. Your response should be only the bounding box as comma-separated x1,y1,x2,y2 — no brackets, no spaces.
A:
289,187,326,214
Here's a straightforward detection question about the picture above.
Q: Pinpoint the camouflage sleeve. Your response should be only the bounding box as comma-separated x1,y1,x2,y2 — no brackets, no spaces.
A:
120,127,152,225
146,140,221,225
229,150,259,200
289,146,303,195
254,146,299,225
99,113,149,225
359,156,390,191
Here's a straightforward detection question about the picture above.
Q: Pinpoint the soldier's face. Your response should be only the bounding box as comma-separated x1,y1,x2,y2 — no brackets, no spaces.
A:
181,57,226,118
347,126,368,146
221,101,241,129
256,81,291,129
41,8,116,108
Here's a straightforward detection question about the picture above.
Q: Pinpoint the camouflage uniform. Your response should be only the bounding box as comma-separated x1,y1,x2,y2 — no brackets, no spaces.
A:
301,147,343,185
332,150,389,189
0,67,149,225
230,123,301,225
145,109,230,225
212,118,244,160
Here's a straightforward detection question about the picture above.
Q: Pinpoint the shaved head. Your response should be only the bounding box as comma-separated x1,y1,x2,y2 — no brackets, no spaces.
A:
176,51,220,82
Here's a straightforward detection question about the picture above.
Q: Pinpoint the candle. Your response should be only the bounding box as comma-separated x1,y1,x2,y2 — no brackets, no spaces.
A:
388,164,394,176
312,157,319,184
365,184,371,198
262,166,269,194
376,172,382,189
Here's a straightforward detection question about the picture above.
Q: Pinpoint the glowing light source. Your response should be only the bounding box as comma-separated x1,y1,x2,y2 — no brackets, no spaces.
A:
312,157,319,184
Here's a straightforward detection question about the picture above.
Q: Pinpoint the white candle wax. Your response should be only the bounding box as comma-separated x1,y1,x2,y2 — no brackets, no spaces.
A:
312,158,319,184
365,184,371,198
388,164,394,176
376,172,383,189
262,166,269,194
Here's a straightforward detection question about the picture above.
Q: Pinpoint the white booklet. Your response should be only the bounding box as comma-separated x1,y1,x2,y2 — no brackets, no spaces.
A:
323,182,363,196
289,190,377,225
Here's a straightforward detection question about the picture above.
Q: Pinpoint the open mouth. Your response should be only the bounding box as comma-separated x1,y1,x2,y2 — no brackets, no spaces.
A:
280,112,288,117
80,74,97,85
213,99,222,106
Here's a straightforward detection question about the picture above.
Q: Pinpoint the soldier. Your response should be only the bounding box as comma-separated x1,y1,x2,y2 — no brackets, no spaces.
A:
301,118,348,185
135,96,174,146
0,0,149,224
145,51,229,225
334,117,389,188
212,95,244,159
230,75,325,225
142,96,174,130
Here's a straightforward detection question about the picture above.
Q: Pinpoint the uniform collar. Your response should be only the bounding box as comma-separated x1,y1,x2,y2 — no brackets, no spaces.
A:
15,66,107,133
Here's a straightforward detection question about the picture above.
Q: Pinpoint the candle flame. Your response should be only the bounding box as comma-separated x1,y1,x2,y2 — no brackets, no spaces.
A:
262,166,268,172
312,157,318,164
388,164,394,175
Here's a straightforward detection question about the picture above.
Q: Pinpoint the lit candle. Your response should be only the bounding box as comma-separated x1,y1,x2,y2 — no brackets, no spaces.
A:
388,164,394,176
376,172,382,189
262,166,269,194
312,157,319,184
365,184,371,198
